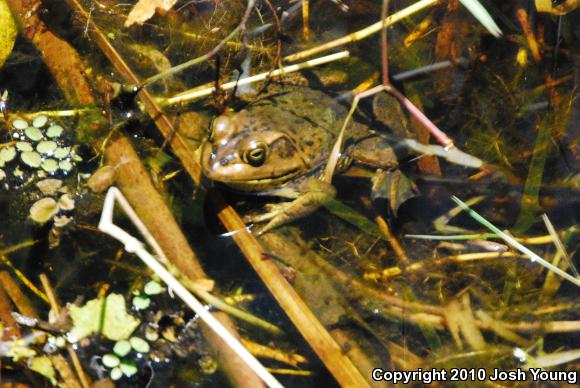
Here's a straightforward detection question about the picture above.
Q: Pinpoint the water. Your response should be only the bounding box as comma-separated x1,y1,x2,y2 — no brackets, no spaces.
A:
0,0,578,386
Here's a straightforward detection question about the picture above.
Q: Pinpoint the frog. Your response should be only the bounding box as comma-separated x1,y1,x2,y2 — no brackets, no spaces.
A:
199,85,404,234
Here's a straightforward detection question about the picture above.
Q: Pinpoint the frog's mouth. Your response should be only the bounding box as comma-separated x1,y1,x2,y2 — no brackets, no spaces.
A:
200,139,307,192
207,169,303,192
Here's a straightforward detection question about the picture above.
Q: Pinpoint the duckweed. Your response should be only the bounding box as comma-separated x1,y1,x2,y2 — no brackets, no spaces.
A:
58,194,75,211
37,141,57,155
53,215,72,227
113,340,131,357
21,151,42,168
59,160,73,172
54,147,70,159
41,159,58,173
32,115,48,128
129,337,150,353
0,146,16,162
16,142,33,152
12,119,28,129
46,125,64,138
24,126,43,141
144,281,163,295
29,197,58,224
132,295,150,310
102,354,120,368
119,360,138,377
13,166,23,177
110,367,123,381
36,178,63,195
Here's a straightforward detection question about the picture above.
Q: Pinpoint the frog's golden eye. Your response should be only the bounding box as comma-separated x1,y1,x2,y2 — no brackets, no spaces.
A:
242,141,269,167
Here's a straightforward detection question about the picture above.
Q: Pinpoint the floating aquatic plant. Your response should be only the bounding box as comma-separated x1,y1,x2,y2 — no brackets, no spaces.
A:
68,293,141,342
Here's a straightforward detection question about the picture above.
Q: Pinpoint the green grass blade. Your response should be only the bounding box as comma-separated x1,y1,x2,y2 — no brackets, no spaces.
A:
451,196,580,287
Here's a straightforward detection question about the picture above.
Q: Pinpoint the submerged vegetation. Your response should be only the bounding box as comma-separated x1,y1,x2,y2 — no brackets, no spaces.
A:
0,0,578,386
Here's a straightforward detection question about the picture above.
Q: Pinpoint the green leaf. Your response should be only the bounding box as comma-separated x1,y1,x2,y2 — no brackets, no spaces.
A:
322,198,386,240
514,115,552,232
69,293,140,342
0,0,17,68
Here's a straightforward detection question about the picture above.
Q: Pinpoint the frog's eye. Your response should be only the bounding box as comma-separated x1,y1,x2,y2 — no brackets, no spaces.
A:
242,141,269,167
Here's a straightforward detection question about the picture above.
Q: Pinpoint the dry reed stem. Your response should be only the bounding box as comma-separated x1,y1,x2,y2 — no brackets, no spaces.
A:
50,355,82,388
374,214,409,265
0,272,36,318
0,278,20,339
302,0,310,40
241,338,307,368
40,274,91,388
164,51,349,105
0,255,48,303
284,0,439,62
516,7,542,63
374,251,525,279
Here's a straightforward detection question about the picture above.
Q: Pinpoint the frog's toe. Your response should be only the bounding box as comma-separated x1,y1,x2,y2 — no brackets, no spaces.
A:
245,203,292,224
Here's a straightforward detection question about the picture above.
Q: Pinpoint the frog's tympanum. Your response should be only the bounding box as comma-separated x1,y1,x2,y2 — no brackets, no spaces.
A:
200,86,401,233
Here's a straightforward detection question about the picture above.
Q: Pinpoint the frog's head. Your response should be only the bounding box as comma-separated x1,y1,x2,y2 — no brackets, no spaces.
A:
200,110,310,191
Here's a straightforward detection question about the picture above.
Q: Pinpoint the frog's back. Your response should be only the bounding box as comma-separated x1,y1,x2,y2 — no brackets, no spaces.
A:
246,87,346,166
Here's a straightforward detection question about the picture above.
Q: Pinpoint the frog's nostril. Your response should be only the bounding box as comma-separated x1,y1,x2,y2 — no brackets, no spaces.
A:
220,157,230,166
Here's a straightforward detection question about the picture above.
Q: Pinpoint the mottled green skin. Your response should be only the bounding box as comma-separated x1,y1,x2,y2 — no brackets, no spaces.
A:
200,87,398,192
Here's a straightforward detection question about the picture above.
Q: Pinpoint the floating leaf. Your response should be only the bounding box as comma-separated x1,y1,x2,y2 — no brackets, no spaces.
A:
68,293,140,342
0,0,17,68
371,169,419,215
29,198,58,224
124,0,178,27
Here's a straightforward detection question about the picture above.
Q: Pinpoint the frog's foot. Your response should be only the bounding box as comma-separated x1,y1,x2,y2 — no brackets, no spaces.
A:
247,179,337,235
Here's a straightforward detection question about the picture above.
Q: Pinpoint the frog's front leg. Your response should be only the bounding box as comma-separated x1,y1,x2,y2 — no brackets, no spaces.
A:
246,178,337,235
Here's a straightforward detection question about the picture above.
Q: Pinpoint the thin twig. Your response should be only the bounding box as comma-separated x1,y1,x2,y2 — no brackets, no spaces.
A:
138,0,257,87
162,51,350,106
381,0,390,84
0,254,48,303
284,0,438,62
542,214,578,278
